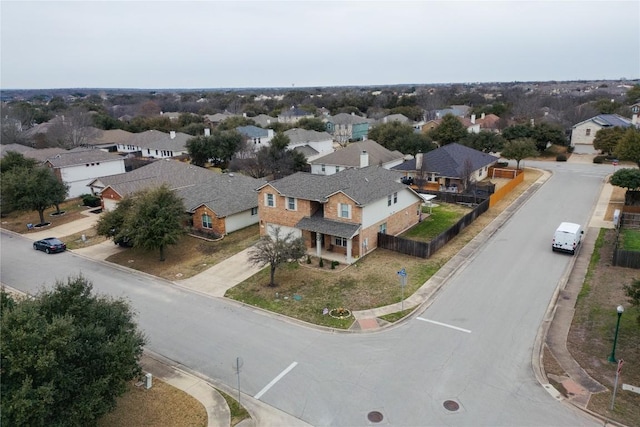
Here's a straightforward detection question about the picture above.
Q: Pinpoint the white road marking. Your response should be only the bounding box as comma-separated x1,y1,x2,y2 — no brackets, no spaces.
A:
254,361,298,400
416,317,471,334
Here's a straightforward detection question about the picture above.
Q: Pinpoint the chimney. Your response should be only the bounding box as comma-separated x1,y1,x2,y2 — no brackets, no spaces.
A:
481,112,485,120
204,128,211,137
633,114,638,125
471,114,476,124
170,131,176,139
243,112,247,118
416,152,423,170
360,151,369,168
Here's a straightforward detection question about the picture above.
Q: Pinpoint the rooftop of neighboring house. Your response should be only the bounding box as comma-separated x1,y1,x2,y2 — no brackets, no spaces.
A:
0,144,67,162
328,112,374,125
203,112,237,123
392,143,499,178
128,130,191,151
250,114,277,127
175,173,266,217
309,139,403,167
93,159,216,198
44,148,124,168
380,113,410,124
284,128,333,144
159,111,181,120
261,165,409,206
236,125,269,138
86,128,134,145
475,113,501,128
572,114,635,129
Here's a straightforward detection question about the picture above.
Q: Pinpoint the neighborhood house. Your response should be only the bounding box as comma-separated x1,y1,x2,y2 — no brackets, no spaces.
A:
257,166,423,264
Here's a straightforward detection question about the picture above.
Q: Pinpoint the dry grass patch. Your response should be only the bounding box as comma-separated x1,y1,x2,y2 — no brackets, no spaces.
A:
564,228,640,425
97,379,207,427
0,198,92,233
105,225,260,280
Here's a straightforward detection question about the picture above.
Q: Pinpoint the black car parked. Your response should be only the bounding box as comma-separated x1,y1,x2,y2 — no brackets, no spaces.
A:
33,237,67,254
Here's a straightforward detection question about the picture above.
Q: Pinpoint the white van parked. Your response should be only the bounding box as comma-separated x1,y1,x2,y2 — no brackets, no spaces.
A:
552,222,584,255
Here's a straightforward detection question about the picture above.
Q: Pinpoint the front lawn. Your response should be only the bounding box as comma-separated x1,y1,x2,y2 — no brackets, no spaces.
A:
620,228,640,251
402,203,472,242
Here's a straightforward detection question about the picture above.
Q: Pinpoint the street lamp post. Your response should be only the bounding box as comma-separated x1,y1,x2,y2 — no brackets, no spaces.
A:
608,305,624,363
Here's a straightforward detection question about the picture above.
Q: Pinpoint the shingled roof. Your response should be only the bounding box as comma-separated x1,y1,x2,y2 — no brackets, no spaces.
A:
94,159,264,216
128,130,191,152
572,114,634,129
309,139,403,167
94,159,216,198
44,148,123,167
261,165,408,206
175,173,265,217
392,143,499,178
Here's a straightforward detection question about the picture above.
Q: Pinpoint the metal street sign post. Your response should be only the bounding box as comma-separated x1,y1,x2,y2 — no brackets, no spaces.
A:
397,268,407,312
611,359,624,410
233,357,244,405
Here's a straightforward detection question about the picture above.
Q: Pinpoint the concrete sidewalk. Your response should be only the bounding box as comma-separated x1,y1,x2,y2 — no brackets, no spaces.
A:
174,246,265,297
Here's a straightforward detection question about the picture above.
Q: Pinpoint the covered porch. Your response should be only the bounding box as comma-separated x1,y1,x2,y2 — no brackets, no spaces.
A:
296,215,361,265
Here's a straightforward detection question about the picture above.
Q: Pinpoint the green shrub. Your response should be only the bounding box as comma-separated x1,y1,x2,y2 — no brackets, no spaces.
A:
593,156,605,164
331,260,339,269
319,258,324,268
81,193,101,207
567,145,575,153
556,154,567,162
306,255,311,264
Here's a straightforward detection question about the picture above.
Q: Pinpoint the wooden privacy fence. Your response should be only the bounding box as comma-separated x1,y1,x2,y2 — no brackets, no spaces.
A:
612,214,640,268
378,198,490,258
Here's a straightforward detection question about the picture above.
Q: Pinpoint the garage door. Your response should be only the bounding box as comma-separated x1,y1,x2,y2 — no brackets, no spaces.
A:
103,198,118,212
266,224,301,240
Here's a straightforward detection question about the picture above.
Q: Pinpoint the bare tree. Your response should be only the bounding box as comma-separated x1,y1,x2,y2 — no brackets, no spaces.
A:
47,107,97,148
248,226,306,287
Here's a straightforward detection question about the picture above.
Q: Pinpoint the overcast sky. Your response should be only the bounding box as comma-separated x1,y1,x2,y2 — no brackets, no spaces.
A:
1,0,639,90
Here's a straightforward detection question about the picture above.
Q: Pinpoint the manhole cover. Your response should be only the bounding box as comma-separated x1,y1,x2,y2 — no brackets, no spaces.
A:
443,400,460,411
367,411,384,423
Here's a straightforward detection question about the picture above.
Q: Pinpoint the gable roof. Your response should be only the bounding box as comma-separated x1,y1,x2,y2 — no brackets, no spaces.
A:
175,173,266,217
128,130,191,151
572,114,634,129
44,148,123,168
262,165,411,206
250,114,277,127
284,128,332,144
203,112,236,123
392,143,499,178
381,114,410,124
94,159,216,198
309,139,403,166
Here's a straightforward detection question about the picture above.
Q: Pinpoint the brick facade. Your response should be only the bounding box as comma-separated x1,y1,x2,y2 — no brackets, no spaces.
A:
192,206,226,236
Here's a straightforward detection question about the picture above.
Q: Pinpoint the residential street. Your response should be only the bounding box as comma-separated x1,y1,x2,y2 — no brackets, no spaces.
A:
0,160,611,426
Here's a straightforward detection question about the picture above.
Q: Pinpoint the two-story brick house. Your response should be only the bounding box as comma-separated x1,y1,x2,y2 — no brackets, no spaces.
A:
256,166,423,263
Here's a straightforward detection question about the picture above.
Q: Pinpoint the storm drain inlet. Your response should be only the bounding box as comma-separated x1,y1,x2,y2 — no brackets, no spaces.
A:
367,411,384,423
443,400,460,411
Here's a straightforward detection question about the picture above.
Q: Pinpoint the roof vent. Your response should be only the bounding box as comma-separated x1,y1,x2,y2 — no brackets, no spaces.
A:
229,173,234,177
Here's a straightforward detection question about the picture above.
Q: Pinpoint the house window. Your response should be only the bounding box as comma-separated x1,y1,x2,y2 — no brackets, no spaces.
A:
478,170,482,177
379,223,387,234
251,207,258,215
334,237,347,247
202,213,212,229
265,193,275,207
388,195,392,206
321,164,325,172
586,128,591,136
339,203,350,219
393,192,398,204
287,197,296,211
336,166,340,172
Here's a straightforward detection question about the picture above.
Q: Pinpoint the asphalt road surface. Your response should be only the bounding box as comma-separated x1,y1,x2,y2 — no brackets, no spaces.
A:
1,161,609,426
